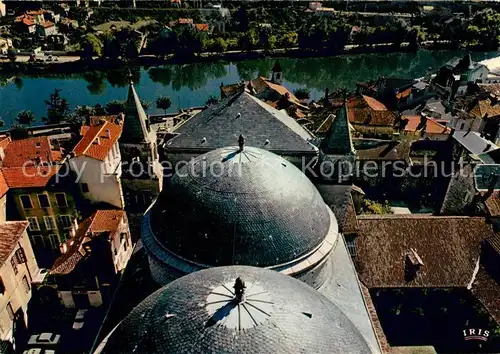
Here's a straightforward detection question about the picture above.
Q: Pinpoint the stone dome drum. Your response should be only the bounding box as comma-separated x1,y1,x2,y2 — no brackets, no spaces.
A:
98,266,371,354
150,145,332,267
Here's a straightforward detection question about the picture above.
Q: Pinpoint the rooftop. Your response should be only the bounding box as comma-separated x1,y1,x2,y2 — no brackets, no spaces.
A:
0,221,28,267
355,215,495,288
469,98,500,119
2,165,61,189
51,209,125,275
73,121,122,161
320,104,354,155
3,136,62,167
354,139,411,161
347,95,396,127
402,116,451,135
98,266,371,354
453,130,498,156
164,91,316,154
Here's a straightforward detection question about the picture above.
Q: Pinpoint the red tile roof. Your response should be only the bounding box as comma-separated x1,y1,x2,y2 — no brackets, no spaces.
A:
50,209,125,275
39,21,54,28
0,221,29,266
73,121,122,161
0,170,9,198
3,136,63,168
355,215,495,288
194,23,209,31
2,166,61,189
178,18,193,24
0,136,11,150
89,209,125,233
347,95,396,127
402,116,451,135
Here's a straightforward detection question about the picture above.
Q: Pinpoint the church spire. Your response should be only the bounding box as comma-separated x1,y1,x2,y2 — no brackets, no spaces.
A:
320,103,355,155
122,81,151,143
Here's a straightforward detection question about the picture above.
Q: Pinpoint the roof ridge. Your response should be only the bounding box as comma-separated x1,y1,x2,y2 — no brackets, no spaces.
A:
81,122,108,157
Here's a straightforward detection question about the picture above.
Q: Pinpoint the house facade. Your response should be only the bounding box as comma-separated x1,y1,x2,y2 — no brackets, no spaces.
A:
50,210,133,308
0,221,40,347
70,117,124,209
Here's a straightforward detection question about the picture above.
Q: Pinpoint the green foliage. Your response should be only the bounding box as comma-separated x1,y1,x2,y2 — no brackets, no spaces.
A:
7,48,17,63
44,89,70,125
16,110,36,126
156,96,172,114
105,100,126,115
293,88,310,100
361,199,393,215
205,96,219,106
205,37,228,53
81,34,103,59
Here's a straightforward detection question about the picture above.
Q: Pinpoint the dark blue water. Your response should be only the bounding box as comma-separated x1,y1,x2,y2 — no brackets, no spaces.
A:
0,50,498,126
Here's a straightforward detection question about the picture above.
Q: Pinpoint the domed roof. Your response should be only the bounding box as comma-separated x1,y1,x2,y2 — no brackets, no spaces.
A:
150,145,331,267
99,266,371,354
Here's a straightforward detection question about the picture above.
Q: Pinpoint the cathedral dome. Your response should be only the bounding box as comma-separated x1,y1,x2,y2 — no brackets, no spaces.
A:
98,266,371,354
149,145,332,268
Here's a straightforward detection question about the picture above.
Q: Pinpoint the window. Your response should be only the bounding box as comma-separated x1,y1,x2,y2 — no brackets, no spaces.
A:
22,276,30,293
43,216,56,231
59,215,72,229
121,233,128,251
26,217,40,231
460,122,466,130
55,193,68,208
47,234,60,250
30,235,45,249
6,303,14,321
20,195,33,209
81,183,89,193
0,277,5,295
37,194,50,208
15,248,26,264
345,235,356,257
10,257,17,275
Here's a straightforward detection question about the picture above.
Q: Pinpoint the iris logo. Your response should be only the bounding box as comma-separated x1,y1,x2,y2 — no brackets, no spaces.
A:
463,328,490,342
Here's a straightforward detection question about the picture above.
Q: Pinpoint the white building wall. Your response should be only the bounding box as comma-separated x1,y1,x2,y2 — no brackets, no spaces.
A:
0,0,5,17
0,230,39,343
70,154,124,209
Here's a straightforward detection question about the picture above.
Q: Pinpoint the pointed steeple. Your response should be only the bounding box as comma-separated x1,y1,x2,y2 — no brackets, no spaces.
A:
122,80,151,143
320,103,355,155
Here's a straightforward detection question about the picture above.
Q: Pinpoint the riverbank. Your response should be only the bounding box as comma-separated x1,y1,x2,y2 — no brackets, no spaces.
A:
0,40,480,76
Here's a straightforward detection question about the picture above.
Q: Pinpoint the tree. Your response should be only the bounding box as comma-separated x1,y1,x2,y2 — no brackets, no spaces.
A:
105,100,126,115
7,48,17,63
44,89,70,125
293,88,310,100
16,110,36,126
156,96,172,114
81,34,103,59
206,96,219,106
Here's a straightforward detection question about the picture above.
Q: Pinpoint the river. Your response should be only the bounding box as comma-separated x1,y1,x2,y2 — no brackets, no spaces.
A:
0,50,499,127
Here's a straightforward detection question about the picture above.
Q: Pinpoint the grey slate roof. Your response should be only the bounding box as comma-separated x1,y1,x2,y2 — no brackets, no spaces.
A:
151,146,331,267
122,82,151,143
453,131,498,156
320,104,354,155
164,92,317,154
100,265,371,354
474,164,500,191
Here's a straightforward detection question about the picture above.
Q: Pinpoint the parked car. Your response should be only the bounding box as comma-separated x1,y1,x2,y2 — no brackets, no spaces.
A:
23,349,55,354
72,309,87,330
27,333,60,347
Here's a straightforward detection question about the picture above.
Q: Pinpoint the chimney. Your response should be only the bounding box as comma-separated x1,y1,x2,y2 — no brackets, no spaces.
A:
405,248,424,282
104,128,111,138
